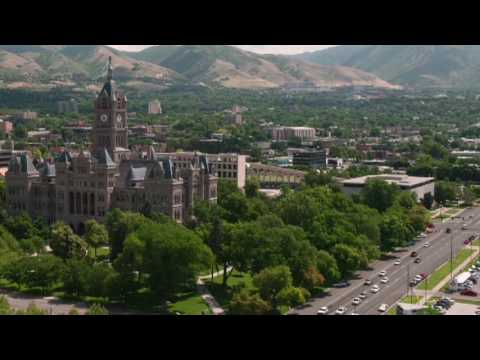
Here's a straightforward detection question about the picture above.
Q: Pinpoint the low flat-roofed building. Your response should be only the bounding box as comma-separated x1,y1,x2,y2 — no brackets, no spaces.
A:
341,174,435,201
396,303,428,315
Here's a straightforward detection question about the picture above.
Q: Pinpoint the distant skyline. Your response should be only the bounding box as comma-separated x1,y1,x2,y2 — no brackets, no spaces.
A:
109,45,336,55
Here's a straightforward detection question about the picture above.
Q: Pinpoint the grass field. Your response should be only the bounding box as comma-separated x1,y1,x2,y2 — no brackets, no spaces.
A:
417,249,475,291
400,295,423,304
168,292,212,315
205,271,254,312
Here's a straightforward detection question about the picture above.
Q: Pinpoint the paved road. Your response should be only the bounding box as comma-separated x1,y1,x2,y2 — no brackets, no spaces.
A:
292,206,480,315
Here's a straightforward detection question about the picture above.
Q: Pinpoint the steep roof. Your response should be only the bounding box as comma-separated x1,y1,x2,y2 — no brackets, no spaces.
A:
94,148,115,167
127,165,147,182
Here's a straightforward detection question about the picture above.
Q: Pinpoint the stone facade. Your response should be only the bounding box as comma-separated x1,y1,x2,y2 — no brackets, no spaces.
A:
5,58,217,233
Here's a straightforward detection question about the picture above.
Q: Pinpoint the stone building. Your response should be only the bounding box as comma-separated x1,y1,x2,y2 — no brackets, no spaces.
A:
5,58,217,233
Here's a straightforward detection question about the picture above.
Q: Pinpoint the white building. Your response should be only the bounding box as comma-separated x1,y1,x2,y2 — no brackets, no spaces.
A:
341,174,435,201
148,100,162,115
450,272,472,291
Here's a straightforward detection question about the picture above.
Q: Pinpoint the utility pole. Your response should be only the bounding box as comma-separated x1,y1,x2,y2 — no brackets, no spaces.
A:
450,235,454,284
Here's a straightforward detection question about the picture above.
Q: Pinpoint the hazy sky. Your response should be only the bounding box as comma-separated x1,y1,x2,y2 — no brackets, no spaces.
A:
109,45,336,55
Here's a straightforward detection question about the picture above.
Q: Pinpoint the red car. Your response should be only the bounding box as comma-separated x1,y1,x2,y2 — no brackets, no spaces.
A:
420,273,428,279
427,224,435,229
461,290,478,297
465,239,472,245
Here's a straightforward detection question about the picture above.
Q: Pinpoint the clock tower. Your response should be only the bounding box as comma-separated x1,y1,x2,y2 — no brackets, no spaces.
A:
92,57,129,162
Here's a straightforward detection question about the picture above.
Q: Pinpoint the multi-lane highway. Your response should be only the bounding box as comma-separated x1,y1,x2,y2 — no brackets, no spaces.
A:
292,206,480,315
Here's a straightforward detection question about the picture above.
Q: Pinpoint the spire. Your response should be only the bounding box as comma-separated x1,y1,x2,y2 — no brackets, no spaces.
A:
107,56,113,82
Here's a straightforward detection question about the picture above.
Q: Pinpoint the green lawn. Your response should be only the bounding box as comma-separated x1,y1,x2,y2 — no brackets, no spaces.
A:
473,240,480,247
417,249,475,291
400,295,423,304
205,271,254,311
387,307,397,315
168,292,212,315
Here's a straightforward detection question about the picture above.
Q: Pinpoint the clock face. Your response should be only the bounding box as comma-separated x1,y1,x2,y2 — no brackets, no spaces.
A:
117,114,122,123
100,114,108,122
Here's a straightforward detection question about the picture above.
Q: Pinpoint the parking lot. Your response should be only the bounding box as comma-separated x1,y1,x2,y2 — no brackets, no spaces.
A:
446,302,480,315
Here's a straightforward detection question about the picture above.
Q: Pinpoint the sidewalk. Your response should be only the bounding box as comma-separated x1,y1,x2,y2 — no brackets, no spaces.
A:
196,267,232,315
414,246,479,306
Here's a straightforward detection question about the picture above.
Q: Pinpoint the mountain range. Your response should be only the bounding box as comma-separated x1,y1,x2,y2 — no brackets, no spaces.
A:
296,45,480,89
0,45,398,91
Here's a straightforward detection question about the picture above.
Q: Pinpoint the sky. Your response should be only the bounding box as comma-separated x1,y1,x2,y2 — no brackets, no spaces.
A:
109,45,336,55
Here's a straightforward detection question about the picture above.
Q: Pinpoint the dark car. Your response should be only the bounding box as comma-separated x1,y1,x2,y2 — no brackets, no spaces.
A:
461,290,478,297
414,257,422,264
334,281,350,288
446,228,452,234
465,239,472,245
411,251,418,258
409,280,417,287
470,235,476,241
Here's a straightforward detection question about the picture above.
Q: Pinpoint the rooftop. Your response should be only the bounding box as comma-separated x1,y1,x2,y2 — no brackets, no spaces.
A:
342,174,435,188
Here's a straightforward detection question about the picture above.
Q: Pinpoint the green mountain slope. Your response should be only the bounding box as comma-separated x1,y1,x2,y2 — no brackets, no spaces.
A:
297,45,480,88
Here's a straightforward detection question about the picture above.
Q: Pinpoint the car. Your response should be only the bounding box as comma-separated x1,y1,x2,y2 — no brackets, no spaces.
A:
380,277,389,284
461,290,478,297
418,233,427,239
364,279,372,286
409,280,417,287
349,312,359,315
378,271,387,277
469,235,476,241
371,285,380,293
414,257,422,264
415,275,423,282
359,291,367,299
420,273,428,279
423,242,430,248
317,307,329,315
464,239,472,245
471,278,478,285
411,251,418,257
335,307,347,315
378,304,388,312
334,281,350,288
394,260,401,266
446,228,452,234
462,224,468,230
352,297,361,305
427,223,435,229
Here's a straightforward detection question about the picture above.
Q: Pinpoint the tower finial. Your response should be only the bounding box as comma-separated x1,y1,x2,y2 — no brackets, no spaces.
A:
107,56,113,81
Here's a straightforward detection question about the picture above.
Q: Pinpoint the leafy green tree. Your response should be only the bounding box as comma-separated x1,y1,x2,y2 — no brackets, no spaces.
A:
253,265,293,310
244,179,260,198
462,186,476,206
84,220,108,258
316,250,341,283
62,259,91,297
332,244,363,276
277,286,306,308
86,304,109,315
50,222,88,260
422,192,434,210
21,255,64,294
434,181,458,206
229,290,272,315
86,263,116,298
362,179,400,213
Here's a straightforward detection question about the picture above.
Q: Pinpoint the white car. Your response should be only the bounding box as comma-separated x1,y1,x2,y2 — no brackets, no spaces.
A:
418,233,427,239
415,275,423,282
335,307,347,315
371,285,380,294
379,271,387,277
349,312,359,315
423,242,430,248
378,304,388,312
394,260,401,266
352,297,361,305
380,277,389,284
359,292,367,299
317,307,329,315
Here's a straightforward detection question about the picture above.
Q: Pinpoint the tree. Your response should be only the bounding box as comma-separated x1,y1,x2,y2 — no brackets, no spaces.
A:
50,222,88,260
0,295,13,315
86,304,109,315
62,259,91,297
21,255,65,294
462,187,476,206
300,266,325,292
422,192,434,210
244,179,260,198
362,179,400,213
434,181,458,206
253,265,293,310
86,263,116,298
316,250,341,283
129,222,213,298
379,212,415,251
276,286,306,308
84,220,108,258
332,244,363,276
229,290,272,315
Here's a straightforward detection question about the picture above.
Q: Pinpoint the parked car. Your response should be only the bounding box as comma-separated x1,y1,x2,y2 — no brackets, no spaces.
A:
317,307,329,315
461,290,478,297
411,251,418,257
378,304,388,312
420,273,428,279
464,239,472,245
423,242,431,248
409,280,417,287
418,233,427,239
334,281,350,288
335,307,347,315
415,257,422,264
